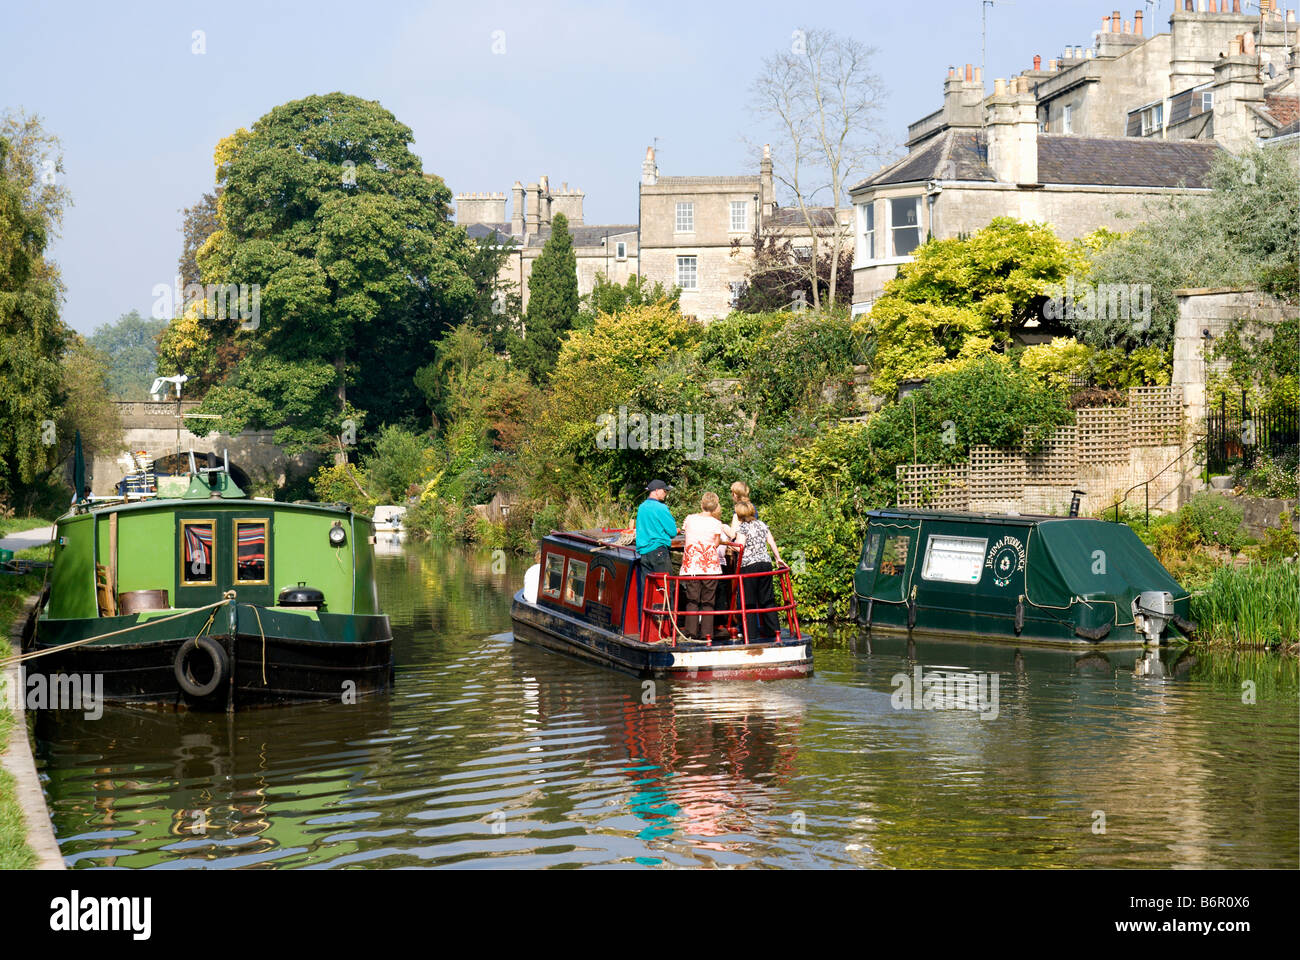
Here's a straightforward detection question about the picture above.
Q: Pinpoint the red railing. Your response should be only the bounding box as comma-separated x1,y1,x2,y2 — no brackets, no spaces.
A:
638,545,801,646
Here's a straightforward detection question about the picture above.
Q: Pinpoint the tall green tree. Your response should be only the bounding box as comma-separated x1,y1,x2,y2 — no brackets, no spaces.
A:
185,93,480,453
89,310,169,399
513,212,578,383
0,133,70,504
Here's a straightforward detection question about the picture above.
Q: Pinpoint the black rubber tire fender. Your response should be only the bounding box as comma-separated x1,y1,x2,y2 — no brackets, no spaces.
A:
174,636,230,698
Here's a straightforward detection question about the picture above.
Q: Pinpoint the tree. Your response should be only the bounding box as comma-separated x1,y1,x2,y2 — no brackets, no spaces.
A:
1078,146,1300,351
860,218,1081,396
178,190,220,287
733,226,853,313
89,310,169,399
513,212,578,383
0,132,70,504
182,93,480,453
578,272,680,328
749,28,887,312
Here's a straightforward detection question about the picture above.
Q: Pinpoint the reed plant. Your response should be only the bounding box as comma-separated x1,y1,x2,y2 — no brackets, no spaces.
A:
1190,561,1299,647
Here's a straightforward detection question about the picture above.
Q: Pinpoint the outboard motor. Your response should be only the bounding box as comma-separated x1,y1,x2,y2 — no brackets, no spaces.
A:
278,582,326,610
1132,591,1174,644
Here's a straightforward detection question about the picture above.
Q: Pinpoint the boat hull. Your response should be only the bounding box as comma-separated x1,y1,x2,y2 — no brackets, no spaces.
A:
511,590,812,680
24,605,393,710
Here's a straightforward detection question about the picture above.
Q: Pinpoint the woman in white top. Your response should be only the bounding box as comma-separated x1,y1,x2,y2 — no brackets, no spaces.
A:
678,492,734,641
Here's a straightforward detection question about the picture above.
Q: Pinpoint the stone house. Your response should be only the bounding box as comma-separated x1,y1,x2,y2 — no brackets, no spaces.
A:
456,146,851,322
453,179,637,314
849,2,1299,313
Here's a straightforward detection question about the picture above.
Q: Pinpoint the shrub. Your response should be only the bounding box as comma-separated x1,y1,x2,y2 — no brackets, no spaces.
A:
1182,492,1248,552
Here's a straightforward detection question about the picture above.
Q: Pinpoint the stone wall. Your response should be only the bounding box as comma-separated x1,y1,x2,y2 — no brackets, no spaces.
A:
1172,286,1291,431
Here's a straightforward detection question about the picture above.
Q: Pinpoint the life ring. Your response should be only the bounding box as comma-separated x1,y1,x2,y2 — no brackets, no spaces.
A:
174,636,230,698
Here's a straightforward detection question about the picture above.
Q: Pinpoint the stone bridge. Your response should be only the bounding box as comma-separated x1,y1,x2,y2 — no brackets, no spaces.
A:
90,401,319,496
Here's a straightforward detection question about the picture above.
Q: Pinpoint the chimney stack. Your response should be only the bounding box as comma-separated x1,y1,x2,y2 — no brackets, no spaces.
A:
641,146,657,187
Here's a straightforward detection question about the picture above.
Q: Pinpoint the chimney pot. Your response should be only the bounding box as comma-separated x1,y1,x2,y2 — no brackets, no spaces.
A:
1033,54,1042,70
974,66,983,82
1049,59,1058,70
1135,10,1144,34
948,65,956,77
1288,10,1296,23
1124,19,1131,32
1232,0,1240,11
995,77,1007,94
1242,31,1255,54
1112,10,1121,31
965,63,973,81
1103,15,1111,31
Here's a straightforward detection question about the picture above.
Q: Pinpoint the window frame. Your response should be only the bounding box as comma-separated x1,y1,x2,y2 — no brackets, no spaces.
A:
615,240,627,260
889,196,922,258
179,519,217,587
860,202,875,262
675,202,695,233
542,553,565,599
233,519,270,585
729,200,748,233
563,558,588,607
920,534,989,585
676,255,698,290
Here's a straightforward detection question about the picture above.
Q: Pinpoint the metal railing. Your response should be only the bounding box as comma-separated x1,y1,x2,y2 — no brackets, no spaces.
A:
638,544,801,646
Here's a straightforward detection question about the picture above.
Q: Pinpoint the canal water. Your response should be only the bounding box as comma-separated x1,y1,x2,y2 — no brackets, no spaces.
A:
33,544,1299,869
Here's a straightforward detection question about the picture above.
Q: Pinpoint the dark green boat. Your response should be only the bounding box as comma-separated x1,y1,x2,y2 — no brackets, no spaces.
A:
20,465,392,710
851,509,1194,647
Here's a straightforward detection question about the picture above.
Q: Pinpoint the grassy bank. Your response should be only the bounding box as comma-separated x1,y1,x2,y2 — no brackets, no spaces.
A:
0,548,47,869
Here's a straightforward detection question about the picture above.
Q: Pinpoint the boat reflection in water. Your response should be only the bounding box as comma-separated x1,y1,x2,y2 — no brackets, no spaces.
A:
515,665,809,865
35,697,395,868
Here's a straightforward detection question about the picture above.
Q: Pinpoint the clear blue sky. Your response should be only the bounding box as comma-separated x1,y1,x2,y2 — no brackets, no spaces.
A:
2,0,1145,334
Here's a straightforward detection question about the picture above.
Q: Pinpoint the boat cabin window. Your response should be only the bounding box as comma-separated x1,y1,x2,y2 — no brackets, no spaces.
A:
542,554,565,599
235,520,269,584
878,535,911,577
564,559,588,606
859,532,881,570
180,520,216,585
921,535,988,584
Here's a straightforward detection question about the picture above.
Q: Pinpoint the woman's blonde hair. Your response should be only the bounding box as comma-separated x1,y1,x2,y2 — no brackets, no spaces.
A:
734,499,756,522
701,491,720,513
730,481,750,502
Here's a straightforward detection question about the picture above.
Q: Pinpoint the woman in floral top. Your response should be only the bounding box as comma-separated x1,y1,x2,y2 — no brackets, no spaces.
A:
732,499,783,641
678,492,734,640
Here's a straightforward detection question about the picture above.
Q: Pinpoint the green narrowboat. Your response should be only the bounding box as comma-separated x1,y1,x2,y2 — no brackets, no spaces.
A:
20,466,392,710
850,509,1194,646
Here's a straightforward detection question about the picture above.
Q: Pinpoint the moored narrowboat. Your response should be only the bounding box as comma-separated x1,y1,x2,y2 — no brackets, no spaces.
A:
510,529,812,679
19,465,392,710
851,509,1194,646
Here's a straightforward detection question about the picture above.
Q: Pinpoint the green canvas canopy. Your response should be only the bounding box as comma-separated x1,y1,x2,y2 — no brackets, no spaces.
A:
1026,519,1188,630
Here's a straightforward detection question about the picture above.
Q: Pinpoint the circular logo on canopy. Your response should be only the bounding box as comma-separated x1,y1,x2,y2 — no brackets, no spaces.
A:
985,536,1026,588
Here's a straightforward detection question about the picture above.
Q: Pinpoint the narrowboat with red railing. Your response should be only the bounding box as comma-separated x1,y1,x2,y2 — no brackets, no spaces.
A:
510,529,812,680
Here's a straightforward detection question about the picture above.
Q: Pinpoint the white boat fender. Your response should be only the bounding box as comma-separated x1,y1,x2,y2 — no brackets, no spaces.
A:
523,563,540,603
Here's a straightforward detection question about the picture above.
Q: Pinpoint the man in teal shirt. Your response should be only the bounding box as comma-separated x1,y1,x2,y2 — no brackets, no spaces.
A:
635,479,677,574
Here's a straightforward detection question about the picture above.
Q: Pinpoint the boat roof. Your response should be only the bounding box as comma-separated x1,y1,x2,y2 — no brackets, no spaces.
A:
60,497,354,522
868,508,1073,526
542,529,640,560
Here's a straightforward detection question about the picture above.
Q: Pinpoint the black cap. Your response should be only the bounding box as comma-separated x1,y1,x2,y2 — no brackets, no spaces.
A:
645,479,672,493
